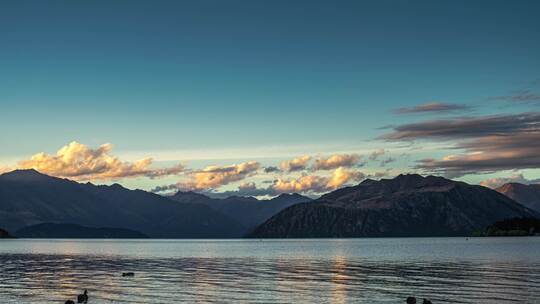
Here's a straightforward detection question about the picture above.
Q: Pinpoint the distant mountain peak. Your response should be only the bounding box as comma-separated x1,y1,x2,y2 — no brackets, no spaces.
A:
273,193,311,201
3,168,40,175
496,182,540,213
0,169,55,181
498,182,540,190
277,193,301,197
173,190,209,198
109,183,125,190
392,173,449,184
170,190,212,203
395,173,423,179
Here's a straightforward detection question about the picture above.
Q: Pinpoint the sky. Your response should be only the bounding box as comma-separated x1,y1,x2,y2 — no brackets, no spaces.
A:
1,0,540,197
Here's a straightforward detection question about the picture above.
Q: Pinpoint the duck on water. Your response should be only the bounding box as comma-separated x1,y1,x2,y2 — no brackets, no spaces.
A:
407,297,432,304
64,290,431,303
64,289,88,304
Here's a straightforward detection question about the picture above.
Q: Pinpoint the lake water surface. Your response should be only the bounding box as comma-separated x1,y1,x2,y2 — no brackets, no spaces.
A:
0,238,539,303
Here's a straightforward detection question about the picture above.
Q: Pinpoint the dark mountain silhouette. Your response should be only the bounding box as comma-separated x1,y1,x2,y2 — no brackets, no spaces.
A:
249,174,539,238
170,192,311,229
0,169,245,238
496,183,540,212
15,223,148,238
0,228,11,238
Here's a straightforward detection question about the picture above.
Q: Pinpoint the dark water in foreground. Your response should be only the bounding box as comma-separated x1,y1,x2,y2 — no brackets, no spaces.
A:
0,238,539,303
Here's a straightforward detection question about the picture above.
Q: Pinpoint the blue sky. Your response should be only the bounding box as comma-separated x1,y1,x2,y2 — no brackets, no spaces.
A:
1,0,539,195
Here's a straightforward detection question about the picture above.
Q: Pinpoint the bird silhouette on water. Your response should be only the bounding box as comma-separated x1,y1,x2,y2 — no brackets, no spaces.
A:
406,298,433,304
77,290,88,303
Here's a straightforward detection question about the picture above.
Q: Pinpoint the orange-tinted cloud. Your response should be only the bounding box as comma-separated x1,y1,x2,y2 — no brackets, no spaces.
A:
179,161,261,191
312,153,361,170
280,155,311,172
17,141,184,181
153,165,365,195
0,166,10,174
480,173,540,189
273,167,364,194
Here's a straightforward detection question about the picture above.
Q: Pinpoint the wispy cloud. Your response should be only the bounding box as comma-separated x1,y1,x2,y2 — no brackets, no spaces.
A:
394,102,471,114
380,157,396,166
489,89,540,104
368,149,386,161
16,141,185,181
381,112,540,141
382,112,540,177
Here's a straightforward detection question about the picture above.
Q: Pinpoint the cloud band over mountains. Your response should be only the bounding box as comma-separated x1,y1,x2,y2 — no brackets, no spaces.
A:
183,167,366,197
382,112,540,177
0,143,378,196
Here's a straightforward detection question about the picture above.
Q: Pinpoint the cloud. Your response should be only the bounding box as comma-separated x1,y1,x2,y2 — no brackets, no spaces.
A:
263,166,280,173
369,149,386,161
490,90,540,104
202,182,274,198
381,112,540,141
416,131,540,177
165,161,261,191
382,112,540,177
272,167,365,194
394,102,471,114
480,173,540,189
193,167,366,197
380,157,396,166
238,182,258,191
280,155,311,172
367,169,394,179
150,184,180,193
0,166,10,174
17,141,185,181
312,153,361,170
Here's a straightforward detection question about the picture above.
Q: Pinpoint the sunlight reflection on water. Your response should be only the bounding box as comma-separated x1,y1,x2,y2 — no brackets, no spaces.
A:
0,238,539,303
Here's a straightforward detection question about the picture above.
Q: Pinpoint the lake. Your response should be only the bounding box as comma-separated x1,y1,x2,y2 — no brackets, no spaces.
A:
0,237,539,303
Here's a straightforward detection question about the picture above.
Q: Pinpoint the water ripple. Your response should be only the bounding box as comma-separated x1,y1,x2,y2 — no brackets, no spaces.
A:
0,238,540,303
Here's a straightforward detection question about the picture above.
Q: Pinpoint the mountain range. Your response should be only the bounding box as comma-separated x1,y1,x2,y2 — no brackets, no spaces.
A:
249,174,539,238
169,191,311,229
0,169,307,237
1,170,539,239
0,169,245,238
496,183,540,213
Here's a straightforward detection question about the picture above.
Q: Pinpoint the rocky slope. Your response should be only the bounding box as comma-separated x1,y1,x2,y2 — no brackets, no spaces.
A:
249,174,539,238
496,183,540,212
